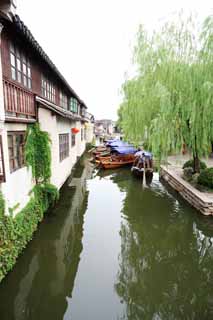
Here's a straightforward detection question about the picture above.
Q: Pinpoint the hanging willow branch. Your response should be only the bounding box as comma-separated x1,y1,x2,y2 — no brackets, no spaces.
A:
118,13,213,172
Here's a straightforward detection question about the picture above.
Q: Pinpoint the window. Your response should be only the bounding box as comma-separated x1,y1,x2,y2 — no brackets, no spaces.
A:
0,136,5,182
10,43,32,89
8,132,25,172
41,76,56,103
70,97,78,113
60,91,68,109
81,107,86,117
81,128,83,141
71,133,76,147
59,134,69,162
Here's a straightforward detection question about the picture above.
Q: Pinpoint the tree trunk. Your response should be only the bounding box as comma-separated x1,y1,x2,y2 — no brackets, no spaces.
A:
193,136,200,173
193,154,200,173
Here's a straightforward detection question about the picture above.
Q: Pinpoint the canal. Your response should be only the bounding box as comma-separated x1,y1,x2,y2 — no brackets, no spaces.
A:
1,157,213,319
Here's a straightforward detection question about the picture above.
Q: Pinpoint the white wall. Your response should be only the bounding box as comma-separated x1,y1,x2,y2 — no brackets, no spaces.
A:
75,121,86,157
0,105,90,215
38,108,88,189
86,123,94,143
1,123,34,216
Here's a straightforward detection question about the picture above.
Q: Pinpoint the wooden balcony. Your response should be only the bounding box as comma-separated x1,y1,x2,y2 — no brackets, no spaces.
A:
3,79,36,121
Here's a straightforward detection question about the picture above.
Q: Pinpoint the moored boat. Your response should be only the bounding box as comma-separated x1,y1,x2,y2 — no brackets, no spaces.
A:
100,154,135,169
94,139,137,169
131,151,153,177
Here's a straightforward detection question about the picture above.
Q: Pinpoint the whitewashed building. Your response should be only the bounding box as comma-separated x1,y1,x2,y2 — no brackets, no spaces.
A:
0,1,94,215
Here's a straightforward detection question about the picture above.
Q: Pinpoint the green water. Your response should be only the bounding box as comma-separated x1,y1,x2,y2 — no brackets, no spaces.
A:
1,159,213,320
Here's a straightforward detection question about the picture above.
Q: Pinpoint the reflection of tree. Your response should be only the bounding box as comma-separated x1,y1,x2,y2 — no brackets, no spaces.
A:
0,179,89,320
112,169,213,319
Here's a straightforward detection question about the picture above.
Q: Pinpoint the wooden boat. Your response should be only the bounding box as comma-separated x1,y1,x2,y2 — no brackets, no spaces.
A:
95,151,110,159
92,146,108,155
95,156,111,165
100,154,135,169
131,152,153,177
131,166,153,177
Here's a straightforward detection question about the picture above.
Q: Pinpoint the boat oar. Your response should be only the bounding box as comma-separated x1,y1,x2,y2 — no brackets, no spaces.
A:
142,159,147,188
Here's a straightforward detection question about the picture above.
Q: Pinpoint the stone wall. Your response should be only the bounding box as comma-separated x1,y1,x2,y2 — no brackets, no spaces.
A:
160,166,213,216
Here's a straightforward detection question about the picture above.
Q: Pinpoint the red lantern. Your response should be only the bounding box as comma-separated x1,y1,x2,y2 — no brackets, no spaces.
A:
71,128,79,134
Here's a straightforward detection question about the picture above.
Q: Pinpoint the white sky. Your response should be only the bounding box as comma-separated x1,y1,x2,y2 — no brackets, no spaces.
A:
17,0,212,120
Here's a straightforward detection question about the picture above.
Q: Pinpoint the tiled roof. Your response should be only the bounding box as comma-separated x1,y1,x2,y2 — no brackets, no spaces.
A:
36,96,82,121
10,14,87,108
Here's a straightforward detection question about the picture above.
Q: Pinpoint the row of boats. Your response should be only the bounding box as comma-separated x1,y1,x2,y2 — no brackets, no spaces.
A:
90,139,154,178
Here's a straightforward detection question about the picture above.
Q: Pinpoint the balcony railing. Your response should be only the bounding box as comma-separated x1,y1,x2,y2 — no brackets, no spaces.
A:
3,79,36,120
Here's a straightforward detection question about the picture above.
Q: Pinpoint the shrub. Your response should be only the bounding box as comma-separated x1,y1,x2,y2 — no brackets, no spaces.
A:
0,183,59,282
183,167,194,181
198,168,213,189
191,173,199,185
182,159,207,171
0,124,60,282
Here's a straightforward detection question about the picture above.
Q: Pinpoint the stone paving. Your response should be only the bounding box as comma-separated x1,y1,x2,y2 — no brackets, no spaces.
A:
167,154,213,168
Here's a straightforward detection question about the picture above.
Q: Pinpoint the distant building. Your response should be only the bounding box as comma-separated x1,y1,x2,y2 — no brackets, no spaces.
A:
94,119,115,137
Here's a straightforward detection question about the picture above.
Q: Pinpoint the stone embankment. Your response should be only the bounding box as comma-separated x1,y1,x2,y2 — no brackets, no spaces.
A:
160,165,213,216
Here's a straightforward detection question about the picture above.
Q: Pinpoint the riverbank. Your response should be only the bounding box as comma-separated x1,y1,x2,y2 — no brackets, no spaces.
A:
160,165,213,216
168,154,213,168
160,154,213,216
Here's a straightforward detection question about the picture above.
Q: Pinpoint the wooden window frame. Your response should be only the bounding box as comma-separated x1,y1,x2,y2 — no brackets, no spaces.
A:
60,91,68,109
0,136,6,182
10,43,32,90
70,97,78,113
41,76,56,103
59,133,69,162
8,131,26,173
81,107,86,117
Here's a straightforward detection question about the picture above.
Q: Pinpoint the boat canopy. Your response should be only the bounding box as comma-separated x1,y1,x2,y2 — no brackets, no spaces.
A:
106,139,117,144
107,140,123,147
134,150,153,159
143,151,153,159
108,140,133,148
112,146,137,154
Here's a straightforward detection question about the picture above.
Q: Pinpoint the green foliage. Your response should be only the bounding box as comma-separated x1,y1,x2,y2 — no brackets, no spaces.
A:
118,13,213,164
0,191,5,218
25,123,51,183
8,203,20,217
198,168,213,189
183,167,194,181
0,182,59,282
183,159,207,170
0,124,59,282
33,183,59,213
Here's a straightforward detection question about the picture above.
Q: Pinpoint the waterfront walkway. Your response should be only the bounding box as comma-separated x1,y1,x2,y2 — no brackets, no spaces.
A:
168,154,213,168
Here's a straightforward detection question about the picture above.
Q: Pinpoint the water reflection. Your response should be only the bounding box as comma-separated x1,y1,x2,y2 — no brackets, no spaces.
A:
0,164,213,319
113,171,213,319
0,159,92,320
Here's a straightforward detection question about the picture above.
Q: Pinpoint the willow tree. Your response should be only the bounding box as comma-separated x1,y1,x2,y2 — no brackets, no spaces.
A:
119,13,213,172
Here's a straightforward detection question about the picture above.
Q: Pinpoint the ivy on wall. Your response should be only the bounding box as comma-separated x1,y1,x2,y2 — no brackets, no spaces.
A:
25,123,51,183
0,124,59,282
